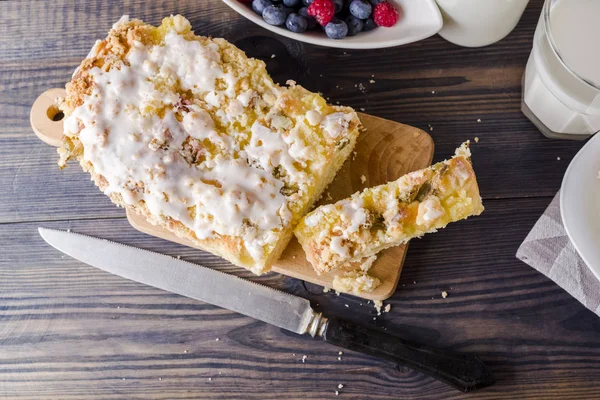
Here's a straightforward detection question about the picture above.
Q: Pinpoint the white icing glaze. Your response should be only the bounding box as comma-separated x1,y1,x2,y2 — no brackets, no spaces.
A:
237,90,255,107
64,26,310,261
305,110,322,126
304,212,322,227
322,112,352,138
330,236,349,257
417,197,444,225
326,198,367,257
340,199,367,233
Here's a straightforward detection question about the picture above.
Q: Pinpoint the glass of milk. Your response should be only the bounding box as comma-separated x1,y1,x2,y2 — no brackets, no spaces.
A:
435,0,530,47
522,0,600,140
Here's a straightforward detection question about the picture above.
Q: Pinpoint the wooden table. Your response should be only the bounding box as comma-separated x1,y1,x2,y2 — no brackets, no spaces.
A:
1,1,599,398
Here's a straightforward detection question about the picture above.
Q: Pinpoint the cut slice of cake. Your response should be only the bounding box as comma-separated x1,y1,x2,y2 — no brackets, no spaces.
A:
294,142,483,274
57,15,360,274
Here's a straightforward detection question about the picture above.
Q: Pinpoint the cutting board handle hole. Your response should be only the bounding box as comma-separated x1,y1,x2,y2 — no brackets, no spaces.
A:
47,105,64,122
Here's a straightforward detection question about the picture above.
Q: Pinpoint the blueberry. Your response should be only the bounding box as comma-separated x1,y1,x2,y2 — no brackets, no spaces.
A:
333,0,344,13
302,0,314,5
363,17,377,31
299,7,317,29
349,0,372,19
325,18,348,39
345,15,363,36
286,13,308,33
252,0,273,15
283,0,300,5
263,5,287,25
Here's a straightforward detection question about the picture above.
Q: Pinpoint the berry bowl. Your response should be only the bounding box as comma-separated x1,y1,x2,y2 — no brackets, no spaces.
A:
222,0,443,49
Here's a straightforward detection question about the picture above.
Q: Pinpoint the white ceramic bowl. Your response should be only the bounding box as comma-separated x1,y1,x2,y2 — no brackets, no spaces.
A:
561,133,600,281
222,0,443,49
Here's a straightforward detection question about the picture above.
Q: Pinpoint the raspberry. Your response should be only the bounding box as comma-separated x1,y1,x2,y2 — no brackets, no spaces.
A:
307,0,335,27
373,1,399,27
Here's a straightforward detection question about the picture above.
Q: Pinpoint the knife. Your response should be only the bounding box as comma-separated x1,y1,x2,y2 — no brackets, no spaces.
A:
38,227,495,392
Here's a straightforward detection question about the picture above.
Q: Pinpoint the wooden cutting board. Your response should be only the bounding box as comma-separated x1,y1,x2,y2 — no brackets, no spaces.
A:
31,88,434,300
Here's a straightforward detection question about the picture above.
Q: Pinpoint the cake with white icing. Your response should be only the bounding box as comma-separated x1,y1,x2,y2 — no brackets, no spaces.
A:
57,15,360,274
294,142,483,279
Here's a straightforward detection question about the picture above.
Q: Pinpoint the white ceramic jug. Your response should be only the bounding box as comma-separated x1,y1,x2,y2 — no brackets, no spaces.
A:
435,0,530,47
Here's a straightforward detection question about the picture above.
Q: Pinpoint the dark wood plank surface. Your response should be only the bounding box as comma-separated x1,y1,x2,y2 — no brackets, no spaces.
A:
1,0,599,398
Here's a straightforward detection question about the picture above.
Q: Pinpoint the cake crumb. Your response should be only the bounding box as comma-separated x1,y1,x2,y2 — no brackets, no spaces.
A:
474,136,479,143
373,300,383,315
338,351,343,355
335,391,339,396
271,54,276,58
338,356,342,361
360,107,365,111
323,287,331,293
344,304,349,308
183,350,188,353
477,118,482,123
158,377,162,381
301,355,307,363
215,338,220,341
369,79,376,83
208,377,212,381
413,281,417,284
442,291,448,299
360,175,366,184
557,157,561,161
431,90,436,94
352,151,357,160
338,384,344,389
66,229,71,233
292,255,296,259
384,304,391,313
177,256,181,259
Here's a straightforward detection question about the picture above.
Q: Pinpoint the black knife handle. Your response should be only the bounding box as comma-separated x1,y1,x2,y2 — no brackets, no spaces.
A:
322,317,495,392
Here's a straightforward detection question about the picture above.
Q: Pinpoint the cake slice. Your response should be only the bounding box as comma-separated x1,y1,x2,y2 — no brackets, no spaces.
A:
57,15,360,274
294,142,483,274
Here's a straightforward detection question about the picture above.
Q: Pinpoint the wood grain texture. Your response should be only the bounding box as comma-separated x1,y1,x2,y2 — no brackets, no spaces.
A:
3,198,600,399
2,0,600,398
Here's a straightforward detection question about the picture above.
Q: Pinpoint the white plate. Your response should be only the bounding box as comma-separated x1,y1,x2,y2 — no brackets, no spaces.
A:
561,133,600,281
222,0,443,49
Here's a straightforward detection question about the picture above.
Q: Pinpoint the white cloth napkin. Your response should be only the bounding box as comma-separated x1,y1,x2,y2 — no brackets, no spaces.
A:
516,194,600,315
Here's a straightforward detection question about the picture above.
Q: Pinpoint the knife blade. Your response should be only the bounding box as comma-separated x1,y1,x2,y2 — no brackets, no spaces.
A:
38,227,320,335
39,227,495,392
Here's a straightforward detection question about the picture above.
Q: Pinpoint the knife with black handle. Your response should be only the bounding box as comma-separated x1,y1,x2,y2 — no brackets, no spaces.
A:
39,227,495,392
